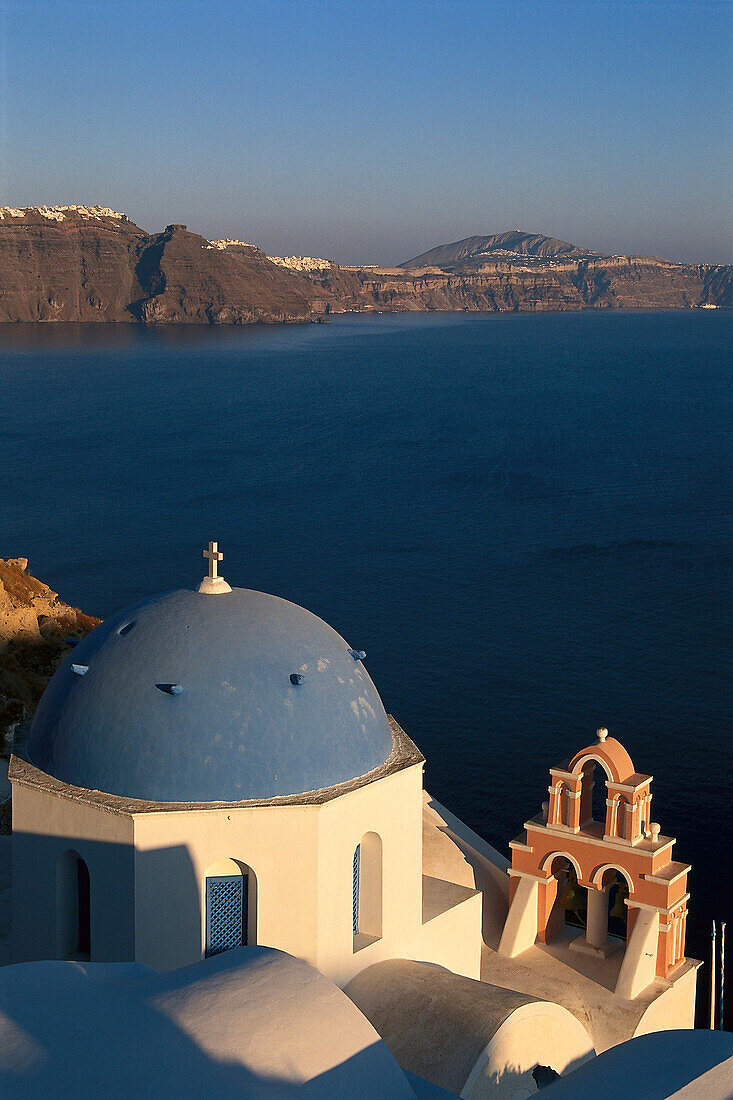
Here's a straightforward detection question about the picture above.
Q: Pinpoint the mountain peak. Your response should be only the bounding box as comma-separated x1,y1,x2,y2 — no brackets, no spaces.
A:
401,231,605,271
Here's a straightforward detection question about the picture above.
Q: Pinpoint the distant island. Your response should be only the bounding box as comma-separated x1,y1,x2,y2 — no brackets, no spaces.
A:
0,206,729,324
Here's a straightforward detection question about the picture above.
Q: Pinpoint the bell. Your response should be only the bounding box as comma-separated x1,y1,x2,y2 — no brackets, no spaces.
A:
610,886,629,922
562,884,587,914
558,881,574,910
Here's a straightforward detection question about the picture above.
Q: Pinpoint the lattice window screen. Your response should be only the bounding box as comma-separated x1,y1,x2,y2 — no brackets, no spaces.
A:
352,845,361,935
206,875,244,957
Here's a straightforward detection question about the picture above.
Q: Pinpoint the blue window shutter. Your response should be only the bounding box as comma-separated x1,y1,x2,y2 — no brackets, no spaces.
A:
242,876,249,946
352,845,361,935
206,875,247,957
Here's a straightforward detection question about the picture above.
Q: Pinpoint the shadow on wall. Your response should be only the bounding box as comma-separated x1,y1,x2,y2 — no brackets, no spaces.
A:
12,833,203,968
424,795,509,951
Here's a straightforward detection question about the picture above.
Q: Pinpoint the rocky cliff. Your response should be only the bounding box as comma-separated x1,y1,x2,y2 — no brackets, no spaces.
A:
0,558,99,770
132,228,313,324
296,229,732,314
0,209,730,322
0,207,313,324
295,254,731,314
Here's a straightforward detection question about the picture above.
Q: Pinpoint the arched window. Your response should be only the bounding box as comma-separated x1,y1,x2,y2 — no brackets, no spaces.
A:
542,853,586,944
56,850,90,960
352,832,382,951
606,873,630,940
592,865,634,949
556,783,571,827
579,760,611,826
203,858,256,958
616,796,630,840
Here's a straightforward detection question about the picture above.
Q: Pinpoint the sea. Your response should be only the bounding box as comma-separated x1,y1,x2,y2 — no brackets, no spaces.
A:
2,310,731,1017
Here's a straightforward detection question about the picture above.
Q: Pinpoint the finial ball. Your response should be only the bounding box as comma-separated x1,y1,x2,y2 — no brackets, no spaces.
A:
649,822,661,842
597,727,608,742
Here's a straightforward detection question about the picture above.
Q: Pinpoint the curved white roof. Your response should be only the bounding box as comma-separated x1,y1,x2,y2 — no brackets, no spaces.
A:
0,948,420,1098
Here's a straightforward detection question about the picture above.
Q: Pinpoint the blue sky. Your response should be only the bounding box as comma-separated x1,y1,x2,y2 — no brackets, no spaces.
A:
1,0,731,263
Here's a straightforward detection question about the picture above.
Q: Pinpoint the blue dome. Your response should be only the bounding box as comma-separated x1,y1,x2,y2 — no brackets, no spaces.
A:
28,588,394,802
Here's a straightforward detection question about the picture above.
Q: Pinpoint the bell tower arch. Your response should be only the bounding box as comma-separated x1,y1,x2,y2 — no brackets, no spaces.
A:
499,728,692,1000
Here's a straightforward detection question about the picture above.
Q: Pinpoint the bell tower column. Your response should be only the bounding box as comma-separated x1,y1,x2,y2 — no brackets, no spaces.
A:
606,796,619,839
586,886,609,950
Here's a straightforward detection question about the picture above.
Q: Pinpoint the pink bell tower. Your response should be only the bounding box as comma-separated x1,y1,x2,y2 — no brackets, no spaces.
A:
499,728,694,999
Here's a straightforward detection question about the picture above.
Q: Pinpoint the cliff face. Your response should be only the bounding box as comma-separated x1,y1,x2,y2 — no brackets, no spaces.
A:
0,207,146,321
301,256,732,314
0,207,313,324
133,227,313,324
0,209,730,322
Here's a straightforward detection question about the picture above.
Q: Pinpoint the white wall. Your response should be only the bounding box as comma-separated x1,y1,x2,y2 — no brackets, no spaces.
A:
13,758,484,989
316,764,425,987
633,965,698,1037
11,782,135,963
131,803,319,971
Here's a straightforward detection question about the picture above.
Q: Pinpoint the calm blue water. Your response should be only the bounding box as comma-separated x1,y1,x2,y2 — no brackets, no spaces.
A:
2,311,731,997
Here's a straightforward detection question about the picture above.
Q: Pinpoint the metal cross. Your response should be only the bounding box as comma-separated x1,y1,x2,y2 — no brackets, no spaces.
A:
203,540,224,581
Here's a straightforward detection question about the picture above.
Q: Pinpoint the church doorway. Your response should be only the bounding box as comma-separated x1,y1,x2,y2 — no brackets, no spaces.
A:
203,858,256,957
56,850,91,960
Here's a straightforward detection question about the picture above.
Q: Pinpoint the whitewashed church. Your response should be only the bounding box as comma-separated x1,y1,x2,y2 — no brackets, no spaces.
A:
4,545,718,1099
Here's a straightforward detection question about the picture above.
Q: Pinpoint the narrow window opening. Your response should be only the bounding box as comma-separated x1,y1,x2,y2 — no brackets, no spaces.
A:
579,760,611,827
56,850,90,960
353,832,382,951
617,797,629,840
352,845,360,935
77,858,91,957
556,782,571,826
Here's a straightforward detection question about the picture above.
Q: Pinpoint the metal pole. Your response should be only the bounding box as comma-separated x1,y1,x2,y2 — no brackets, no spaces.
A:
710,920,717,1030
720,922,726,1031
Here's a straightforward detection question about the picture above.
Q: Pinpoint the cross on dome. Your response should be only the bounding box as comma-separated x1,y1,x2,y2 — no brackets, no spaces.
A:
197,540,232,595
204,540,223,580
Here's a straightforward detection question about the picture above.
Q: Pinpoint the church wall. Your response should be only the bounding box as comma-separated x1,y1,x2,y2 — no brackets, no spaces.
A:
632,965,698,1038
11,783,135,963
416,885,483,978
422,793,510,950
315,763,425,988
131,803,320,971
